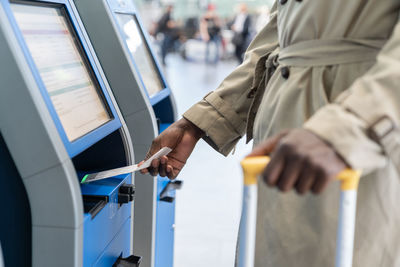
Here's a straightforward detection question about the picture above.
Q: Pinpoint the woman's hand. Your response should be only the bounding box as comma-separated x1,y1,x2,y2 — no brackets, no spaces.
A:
140,118,204,179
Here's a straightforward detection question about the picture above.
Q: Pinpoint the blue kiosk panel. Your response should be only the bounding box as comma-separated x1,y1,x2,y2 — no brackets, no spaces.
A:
82,175,132,266
1,0,135,265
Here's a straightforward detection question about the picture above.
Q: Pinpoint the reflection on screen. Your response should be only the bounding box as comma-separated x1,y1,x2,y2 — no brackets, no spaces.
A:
11,3,111,141
115,14,164,98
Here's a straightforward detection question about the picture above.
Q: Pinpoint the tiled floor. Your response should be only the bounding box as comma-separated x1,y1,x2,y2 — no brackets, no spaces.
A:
162,52,253,267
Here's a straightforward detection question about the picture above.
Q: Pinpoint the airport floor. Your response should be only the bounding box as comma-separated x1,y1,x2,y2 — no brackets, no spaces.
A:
161,51,253,267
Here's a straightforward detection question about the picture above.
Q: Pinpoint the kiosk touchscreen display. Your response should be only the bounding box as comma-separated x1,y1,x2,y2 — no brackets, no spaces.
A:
115,13,165,98
11,3,111,142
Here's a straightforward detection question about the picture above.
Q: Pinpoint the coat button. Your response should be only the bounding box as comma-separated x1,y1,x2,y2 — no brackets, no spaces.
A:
247,89,256,98
280,0,288,5
281,66,290,79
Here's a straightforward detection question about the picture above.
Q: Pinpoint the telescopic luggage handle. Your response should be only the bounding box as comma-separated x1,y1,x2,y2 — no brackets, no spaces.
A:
238,156,361,267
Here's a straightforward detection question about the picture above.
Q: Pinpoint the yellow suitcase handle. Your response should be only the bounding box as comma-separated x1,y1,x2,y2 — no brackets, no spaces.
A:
241,156,361,191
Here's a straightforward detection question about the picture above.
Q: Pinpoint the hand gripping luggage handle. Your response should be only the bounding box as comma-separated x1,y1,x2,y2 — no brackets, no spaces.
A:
240,156,361,190
239,156,361,267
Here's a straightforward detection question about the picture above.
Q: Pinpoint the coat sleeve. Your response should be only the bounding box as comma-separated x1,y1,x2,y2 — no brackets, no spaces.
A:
183,3,279,156
304,21,400,174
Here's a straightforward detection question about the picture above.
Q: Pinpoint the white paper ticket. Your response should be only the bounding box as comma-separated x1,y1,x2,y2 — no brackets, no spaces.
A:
81,147,172,183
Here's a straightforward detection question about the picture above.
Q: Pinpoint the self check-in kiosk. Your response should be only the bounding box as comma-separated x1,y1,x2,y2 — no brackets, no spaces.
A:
72,1,178,267
0,0,140,266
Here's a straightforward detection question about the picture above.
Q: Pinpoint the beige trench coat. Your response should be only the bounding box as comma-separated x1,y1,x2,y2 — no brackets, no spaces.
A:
184,0,400,266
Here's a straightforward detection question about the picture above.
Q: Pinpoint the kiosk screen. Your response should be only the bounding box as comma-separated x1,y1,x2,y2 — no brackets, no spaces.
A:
11,3,111,141
115,13,164,98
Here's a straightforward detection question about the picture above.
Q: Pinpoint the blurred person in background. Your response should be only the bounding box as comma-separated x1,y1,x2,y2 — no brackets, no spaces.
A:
156,5,177,65
255,5,270,33
231,3,251,64
200,3,222,64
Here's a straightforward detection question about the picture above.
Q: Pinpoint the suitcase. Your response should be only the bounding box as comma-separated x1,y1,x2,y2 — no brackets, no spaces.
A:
238,156,361,267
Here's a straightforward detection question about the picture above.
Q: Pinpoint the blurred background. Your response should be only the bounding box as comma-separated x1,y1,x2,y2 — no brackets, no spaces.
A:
136,0,274,65
134,1,274,266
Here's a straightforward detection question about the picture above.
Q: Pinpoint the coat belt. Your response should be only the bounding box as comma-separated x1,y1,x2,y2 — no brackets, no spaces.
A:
278,38,386,67
246,38,386,142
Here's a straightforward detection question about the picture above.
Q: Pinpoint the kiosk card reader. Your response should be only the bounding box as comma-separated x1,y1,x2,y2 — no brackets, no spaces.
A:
0,0,139,265
72,0,178,266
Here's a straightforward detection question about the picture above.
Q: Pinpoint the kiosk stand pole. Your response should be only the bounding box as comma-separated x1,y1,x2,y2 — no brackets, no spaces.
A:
239,157,360,267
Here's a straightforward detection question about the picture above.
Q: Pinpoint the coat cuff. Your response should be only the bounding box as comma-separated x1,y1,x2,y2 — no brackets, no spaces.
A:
303,104,387,174
183,96,244,156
